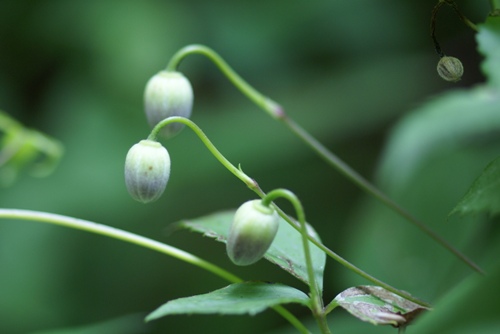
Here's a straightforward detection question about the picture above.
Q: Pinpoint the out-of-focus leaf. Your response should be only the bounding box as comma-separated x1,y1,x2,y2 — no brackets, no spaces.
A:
377,88,500,191
30,314,146,334
477,16,500,88
450,156,500,217
0,110,63,187
146,281,310,321
333,286,430,328
175,210,326,290
410,254,500,334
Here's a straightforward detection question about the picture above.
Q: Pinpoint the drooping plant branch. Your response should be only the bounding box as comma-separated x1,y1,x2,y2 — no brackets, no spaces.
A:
164,45,483,274
144,116,432,308
0,209,310,334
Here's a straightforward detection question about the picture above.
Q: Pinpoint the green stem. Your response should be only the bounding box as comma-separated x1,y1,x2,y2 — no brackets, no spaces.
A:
324,300,339,315
166,44,283,119
263,189,331,334
164,44,483,275
0,209,310,334
163,44,483,274
149,116,256,189
431,0,478,57
256,186,432,309
282,117,484,276
0,209,241,282
443,0,478,32
152,117,432,308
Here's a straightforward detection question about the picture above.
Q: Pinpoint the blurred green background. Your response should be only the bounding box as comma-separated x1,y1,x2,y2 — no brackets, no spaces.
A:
0,1,497,333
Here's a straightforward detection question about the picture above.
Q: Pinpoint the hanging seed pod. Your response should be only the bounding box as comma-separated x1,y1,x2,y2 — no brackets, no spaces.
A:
437,56,464,82
144,71,193,138
226,200,280,266
124,140,171,203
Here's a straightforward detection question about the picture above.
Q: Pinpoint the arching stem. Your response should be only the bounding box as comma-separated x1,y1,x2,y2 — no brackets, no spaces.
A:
263,189,331,334
0,209,310,334
149,116,432,308
163,44,483,274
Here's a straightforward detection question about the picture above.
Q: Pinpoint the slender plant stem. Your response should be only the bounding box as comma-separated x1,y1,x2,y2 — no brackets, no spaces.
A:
443,0,478,31
255,186,432,309
0,209,310,334
0,209,240,282
263,189,331,334
150,117,432,308
431,0,479,57
166,44,283,119
149,117,256,189
324,300,339,315
164,44,483,275
282,117,484,275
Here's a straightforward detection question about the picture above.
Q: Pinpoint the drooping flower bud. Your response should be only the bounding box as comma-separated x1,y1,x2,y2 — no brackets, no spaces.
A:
144,71,193,138
437,56,463,82
226,200,280,266
124,140,170,203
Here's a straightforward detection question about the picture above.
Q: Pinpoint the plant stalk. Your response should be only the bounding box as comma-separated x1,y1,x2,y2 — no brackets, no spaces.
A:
263,189,331,334
152,117,432,308
0,209,310,334
165,44,483,275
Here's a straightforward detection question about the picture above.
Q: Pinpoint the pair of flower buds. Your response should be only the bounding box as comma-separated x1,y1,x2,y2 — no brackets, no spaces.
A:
124,71,192,204
124,71,279,266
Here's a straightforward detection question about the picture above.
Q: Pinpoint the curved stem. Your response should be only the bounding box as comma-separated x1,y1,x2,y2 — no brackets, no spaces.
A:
256,186,433,309
0,209,241,283
152,117,432,308
431,0,478,57
0,209,310,334
166,44,284,119
165,44,483,274
263,189,331,334
149,116,256,189
282,117,484,275
443,0,478,32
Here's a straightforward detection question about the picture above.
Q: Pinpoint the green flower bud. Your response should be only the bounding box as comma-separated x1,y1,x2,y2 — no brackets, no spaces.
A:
124,140,170,203
226,200,280,266
437,56,463,82
144,71,193,138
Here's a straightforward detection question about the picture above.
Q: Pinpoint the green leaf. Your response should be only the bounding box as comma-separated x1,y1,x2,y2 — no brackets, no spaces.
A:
146,281,310,321
477,16,500,88
174,210,326,290
410,253,500,333
450,156,500,217
333,286,430,328
377,88,500,191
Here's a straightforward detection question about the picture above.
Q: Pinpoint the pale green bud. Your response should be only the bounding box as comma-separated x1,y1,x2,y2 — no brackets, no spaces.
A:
226,200,280,266
144,71,193,138
124,140,170,203
437,56,463,82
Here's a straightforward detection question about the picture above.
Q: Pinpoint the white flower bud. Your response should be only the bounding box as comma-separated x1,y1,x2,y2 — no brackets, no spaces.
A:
144,71,193,138
124,140,170,203
226,200,280,266
437,56,463,82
